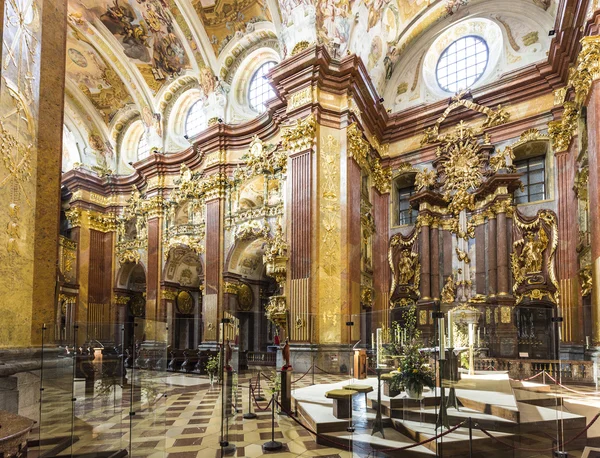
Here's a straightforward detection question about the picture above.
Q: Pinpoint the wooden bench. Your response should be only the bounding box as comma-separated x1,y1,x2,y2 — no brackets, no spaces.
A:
325,389,357,419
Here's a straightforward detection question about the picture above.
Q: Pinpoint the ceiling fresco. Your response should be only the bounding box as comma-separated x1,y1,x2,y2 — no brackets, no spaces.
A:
61,0,558,173
71,0,192,91
66,27,133,123
192,0,273,56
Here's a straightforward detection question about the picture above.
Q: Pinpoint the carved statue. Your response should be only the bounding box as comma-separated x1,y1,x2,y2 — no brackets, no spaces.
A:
520,229,548,274
282,338,291,370
398,249,416,285
441,276,456,304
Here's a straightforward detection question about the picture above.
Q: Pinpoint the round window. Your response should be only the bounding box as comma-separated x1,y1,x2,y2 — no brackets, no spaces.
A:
436,36,489,93
248,61,276,114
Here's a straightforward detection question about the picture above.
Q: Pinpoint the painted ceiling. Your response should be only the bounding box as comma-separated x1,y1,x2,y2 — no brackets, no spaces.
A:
63,0,558,171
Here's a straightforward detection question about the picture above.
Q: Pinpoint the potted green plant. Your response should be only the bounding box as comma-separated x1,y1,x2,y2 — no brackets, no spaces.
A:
386,372,404,398
205,354,219,386
398,340,435,400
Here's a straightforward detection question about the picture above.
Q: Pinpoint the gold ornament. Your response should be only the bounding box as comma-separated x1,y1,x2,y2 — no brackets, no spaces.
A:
414,168,436,191
441,276,456,304
176,291,195,314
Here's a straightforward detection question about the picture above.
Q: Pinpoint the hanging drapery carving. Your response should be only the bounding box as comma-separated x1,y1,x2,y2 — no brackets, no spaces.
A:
389,228,420,308
511,209,559,305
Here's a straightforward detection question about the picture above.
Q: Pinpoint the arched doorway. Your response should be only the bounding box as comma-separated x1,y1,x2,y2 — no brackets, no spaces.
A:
114,262,147,352
225,236,277,356
162,246,203,350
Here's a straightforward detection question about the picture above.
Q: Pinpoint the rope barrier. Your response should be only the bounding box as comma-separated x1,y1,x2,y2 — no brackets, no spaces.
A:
259,372,273,382
475,412,600,452
292,364,314,384
315,366,346,376
543,372,600,395
249,384,274,412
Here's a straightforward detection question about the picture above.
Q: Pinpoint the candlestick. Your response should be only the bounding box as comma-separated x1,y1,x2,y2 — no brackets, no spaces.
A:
439,317,446,360
447,312,454,348
477,328,481,347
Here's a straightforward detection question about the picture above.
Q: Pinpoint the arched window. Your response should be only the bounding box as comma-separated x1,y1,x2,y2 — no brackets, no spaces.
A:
436,36,489,93
248,61,276,114
514,156,546,204
185,100,206,138
137,131,151,160
394,174,418,226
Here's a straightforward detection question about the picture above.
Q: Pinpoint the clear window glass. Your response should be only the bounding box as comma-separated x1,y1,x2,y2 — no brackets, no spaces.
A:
514,156,546,204
248,61,276,114
436,35,489,93
138,131,151,160
185,100,206,138
398,185,418,225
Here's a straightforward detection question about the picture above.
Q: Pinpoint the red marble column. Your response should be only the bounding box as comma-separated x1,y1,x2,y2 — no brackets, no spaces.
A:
420,222,431,300
372,191,389,328
289,150,312,342
497,211,509,295
488,216,497,296
431,223,440,300
475,224,486,295
556,144,581,343
587,80,600,343
203,198,223,343
345,159,362,343
146,217,160,330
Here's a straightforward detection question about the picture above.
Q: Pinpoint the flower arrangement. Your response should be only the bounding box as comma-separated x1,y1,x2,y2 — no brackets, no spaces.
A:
398,340,435,399
205,354,220,385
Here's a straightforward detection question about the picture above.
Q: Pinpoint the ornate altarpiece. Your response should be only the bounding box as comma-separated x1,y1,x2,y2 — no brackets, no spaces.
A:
389,94,559,358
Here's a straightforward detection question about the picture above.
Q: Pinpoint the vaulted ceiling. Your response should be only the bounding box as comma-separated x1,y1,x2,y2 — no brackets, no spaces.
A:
63,0,559,173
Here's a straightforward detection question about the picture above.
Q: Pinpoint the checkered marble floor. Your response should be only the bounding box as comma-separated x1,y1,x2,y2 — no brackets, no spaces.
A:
31,368,367,458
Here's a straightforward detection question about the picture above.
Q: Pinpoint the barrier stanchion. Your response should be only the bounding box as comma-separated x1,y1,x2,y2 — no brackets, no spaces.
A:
468,417,473,458
255,372,265,401
262,393,283,452
243,382,257,420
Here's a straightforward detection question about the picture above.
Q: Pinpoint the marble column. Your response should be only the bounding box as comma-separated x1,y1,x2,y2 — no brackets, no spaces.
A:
288,148,312,342
556,144,581,343
420,221,431,301
0,0,68,346
587,80,600,343
431,222,440,300
145,217,160,340
487,215,498,296
497,210,509,296
203,197,224,343
372,190,390,328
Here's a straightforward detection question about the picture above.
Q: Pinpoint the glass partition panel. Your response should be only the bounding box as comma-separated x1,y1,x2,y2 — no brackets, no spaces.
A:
68,321,127,457
128,317,168,457
38,322,76,457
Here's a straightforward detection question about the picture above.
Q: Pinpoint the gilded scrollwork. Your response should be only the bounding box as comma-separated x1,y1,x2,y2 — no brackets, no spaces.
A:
414,168,436,191
511,209,559,305
489,146,516,173
281,114,316,153
579,265,592,297
389,229,420,308
420,92,510,145
242,136,287,178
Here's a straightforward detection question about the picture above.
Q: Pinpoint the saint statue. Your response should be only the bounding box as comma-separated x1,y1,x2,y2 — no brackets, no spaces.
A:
282,338,291,370
398,249,416,285
441,276,456,304
520,229,548,274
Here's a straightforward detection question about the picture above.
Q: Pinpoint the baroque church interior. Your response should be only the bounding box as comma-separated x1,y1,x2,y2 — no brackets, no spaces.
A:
4,0,600,456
